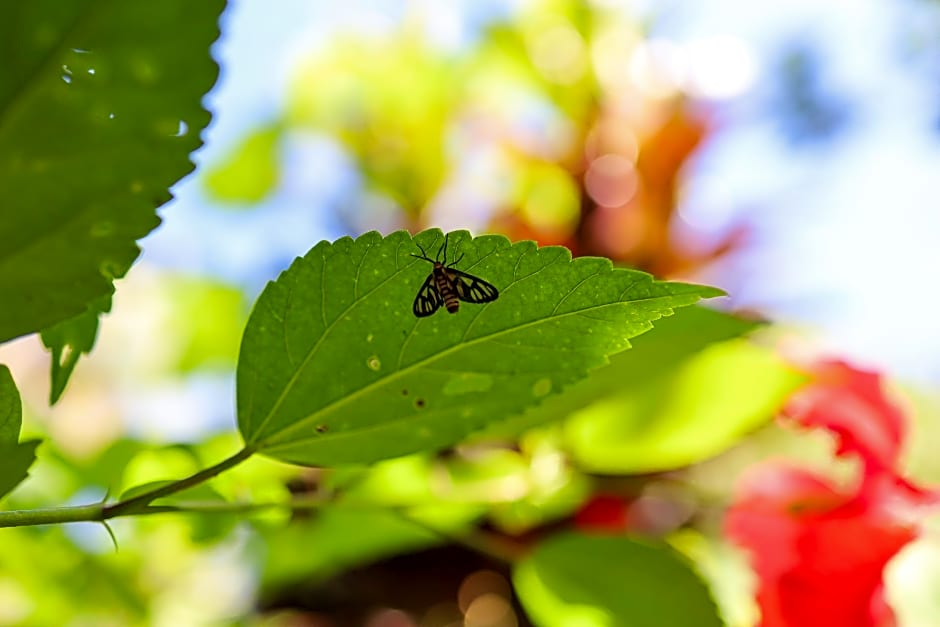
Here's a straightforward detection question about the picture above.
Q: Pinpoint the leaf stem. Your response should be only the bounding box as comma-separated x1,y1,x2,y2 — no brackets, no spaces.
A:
102,446,255,518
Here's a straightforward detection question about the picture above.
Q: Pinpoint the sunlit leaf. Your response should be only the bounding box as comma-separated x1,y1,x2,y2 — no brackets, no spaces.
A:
203,125,281,204
237,230,722,466
513,533,722,627
167,276,246,371
564,339,804,473
0,365,40,500
0,0,224,344
478,305,758,439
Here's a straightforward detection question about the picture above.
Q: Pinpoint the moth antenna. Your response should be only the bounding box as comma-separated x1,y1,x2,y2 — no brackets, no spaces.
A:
438,233,450,264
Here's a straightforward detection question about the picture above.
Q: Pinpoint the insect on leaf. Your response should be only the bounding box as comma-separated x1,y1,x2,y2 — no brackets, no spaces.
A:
410,235,499,317
236,230,724,467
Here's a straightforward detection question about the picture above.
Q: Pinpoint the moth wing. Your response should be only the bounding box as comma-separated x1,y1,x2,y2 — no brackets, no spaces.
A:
413,273,443,317
447,269,499,303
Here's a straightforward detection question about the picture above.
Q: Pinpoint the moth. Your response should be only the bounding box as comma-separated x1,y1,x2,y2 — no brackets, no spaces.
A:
411,235,499,317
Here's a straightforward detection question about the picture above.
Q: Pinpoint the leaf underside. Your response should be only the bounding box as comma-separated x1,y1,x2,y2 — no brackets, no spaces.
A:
237,230,723,466
0,0,224,344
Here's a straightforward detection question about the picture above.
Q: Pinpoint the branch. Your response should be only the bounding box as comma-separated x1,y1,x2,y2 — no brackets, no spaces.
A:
0,446,255,528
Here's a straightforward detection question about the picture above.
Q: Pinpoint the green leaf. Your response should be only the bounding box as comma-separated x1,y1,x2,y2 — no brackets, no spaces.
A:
237,230,723,466
477,305,759,439
564,340,805,473
0,0,224,344
0,365,40,500
203,125,281,204
118,480,225,505
0,365,22,445
40,294,111,405
513,533,722,627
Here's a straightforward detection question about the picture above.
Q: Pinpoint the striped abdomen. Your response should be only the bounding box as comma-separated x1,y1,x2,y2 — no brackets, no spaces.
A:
433,263,459,313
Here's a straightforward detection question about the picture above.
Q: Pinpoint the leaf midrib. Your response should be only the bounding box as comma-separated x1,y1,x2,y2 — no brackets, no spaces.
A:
254,291,690,449
259,396,516,457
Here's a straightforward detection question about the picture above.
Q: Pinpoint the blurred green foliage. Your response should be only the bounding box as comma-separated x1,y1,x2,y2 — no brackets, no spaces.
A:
514,533,723,626
204,126,283,204
0,1,865,626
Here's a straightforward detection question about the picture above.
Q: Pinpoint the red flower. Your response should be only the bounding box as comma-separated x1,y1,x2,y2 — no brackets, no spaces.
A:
726,361,937,627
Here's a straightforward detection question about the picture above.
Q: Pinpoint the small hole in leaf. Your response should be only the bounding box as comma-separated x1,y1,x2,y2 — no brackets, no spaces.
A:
414,398,426,409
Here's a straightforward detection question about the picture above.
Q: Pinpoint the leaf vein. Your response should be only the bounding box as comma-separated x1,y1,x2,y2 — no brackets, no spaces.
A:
550,270,605,316
247,242,423,442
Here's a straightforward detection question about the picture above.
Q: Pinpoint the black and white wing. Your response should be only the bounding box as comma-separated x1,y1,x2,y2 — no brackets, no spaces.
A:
448,269,499,304
412,273,443,317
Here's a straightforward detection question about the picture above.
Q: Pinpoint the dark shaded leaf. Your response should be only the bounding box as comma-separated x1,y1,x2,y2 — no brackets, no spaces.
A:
0,365,39,500
0,0,224,343
40,294,111,404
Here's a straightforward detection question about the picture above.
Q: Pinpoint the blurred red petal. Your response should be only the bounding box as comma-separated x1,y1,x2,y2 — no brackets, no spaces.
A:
574,494,630,532
783,360,906,476
726,464,916,627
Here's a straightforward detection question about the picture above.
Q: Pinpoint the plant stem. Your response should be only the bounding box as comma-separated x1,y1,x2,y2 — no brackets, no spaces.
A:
0,446,255,528
0,503,105,528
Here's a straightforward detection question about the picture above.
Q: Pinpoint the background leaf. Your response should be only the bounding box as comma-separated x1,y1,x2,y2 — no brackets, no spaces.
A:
476,305,759,439
563,339,805,473
0,365,39,500
0,0,224,344
237,230,722,466
513,533,723,627
203,125,282,204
